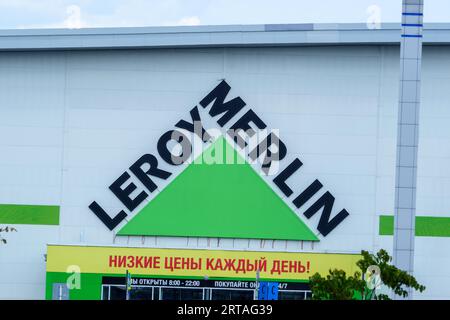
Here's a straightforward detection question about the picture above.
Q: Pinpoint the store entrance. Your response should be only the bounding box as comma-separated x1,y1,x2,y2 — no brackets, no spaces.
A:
101,277,311,300
102,286,256,300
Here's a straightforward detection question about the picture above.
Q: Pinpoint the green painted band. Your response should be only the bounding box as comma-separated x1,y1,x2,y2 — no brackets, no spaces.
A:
0,204,60,225
379,215,450,237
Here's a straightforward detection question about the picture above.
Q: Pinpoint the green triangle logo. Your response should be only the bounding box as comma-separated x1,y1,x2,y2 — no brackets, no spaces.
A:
118,137,318,241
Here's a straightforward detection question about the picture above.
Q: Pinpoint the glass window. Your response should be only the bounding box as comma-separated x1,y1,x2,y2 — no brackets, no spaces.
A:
102,286,109,300
130,287,154,300
160,288,203,300
153,288,160,300
278,291,307,300
109,285,126,300
211,289,254,300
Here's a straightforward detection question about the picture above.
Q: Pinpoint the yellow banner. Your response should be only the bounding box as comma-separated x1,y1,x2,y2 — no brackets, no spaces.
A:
47,245,360,281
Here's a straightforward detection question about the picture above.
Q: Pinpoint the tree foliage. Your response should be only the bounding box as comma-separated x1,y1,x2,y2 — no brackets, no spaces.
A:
309,269,366,300
0,226,17,244
309,249,426,300
357,249,425,299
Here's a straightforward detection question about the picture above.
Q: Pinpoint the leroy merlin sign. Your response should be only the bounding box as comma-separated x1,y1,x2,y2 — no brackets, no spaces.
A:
89,80,350,240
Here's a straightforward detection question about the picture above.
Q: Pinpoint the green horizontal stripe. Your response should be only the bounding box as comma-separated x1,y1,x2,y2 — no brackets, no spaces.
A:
0,204,59,225
379,215,450,237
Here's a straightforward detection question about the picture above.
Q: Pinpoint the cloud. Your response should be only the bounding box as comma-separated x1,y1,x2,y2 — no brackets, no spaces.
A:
16,3,88,29
3,0,450,30
175,16,201,26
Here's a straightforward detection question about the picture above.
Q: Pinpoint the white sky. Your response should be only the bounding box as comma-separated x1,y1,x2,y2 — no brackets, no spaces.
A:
0,0,447,30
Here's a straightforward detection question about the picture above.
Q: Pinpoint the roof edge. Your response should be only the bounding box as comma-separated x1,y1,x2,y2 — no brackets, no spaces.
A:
1,23,449,51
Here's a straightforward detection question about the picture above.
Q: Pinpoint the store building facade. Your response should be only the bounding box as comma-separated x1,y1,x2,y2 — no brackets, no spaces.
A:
0,23,449,299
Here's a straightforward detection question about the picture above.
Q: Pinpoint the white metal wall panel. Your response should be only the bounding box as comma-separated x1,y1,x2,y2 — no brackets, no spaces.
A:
0,45,449,299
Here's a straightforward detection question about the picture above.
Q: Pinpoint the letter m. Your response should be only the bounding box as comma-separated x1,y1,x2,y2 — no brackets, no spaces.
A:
199,80,246,127
303,191,349,236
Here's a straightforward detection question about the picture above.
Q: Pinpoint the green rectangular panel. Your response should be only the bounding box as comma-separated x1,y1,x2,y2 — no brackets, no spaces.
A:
46,272,103,300
379,215,394,235
0,204,59,225
415,216,450,237
379,215,450,237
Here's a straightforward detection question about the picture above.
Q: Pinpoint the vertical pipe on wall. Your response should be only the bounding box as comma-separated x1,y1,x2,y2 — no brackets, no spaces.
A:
393,0,423,299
